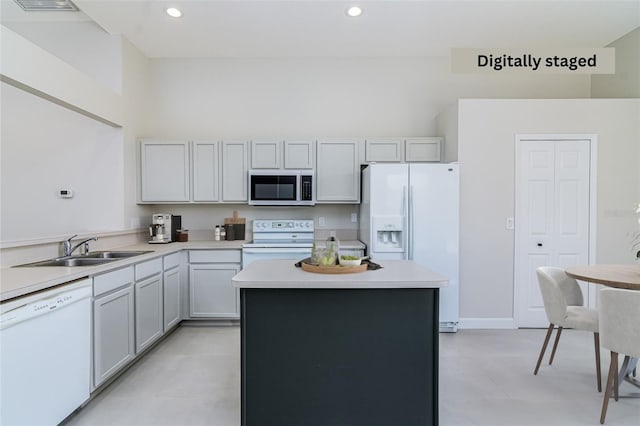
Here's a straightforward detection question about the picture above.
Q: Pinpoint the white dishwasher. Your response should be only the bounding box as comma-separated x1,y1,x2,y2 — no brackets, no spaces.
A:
1,278,92,426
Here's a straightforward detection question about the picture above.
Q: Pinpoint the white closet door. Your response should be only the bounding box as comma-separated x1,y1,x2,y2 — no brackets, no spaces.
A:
515,138,591,327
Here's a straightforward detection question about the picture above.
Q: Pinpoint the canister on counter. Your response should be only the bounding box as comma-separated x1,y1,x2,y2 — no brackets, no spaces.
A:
177,229,189,242
224,224,235,240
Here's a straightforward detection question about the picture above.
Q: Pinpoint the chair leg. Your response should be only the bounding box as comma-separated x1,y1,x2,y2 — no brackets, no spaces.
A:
549,326,563,365
613,354,619,401
534,324,555,375
594,333,602,392
600,351,618,424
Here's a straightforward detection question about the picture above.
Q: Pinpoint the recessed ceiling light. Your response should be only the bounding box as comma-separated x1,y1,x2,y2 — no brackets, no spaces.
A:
165,7,182,18
346,6,363,18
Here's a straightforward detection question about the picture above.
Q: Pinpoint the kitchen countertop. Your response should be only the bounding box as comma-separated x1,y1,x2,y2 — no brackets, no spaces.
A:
1,240,245,302
232,259,448,289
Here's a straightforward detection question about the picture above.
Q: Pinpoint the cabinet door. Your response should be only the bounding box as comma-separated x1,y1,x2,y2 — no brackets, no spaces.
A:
365,139,402,162
93,285,135,387
163,266,181,331
405,138,442,162
221,141,249,202
284,140,314,169
193,141,220,201
316,140,360,203
189,264,240,318
139,139,190,202
251,140,281,169
135,274,163,353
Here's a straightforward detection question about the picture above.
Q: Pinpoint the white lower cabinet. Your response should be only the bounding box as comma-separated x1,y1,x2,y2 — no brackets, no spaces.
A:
135,274,163,353
189,250,241,318
190,264,240,318
163,266,181,331
93,268,135,388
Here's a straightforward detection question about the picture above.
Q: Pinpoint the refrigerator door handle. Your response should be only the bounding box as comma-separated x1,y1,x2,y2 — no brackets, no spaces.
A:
409,185,415,260
403,185,408,260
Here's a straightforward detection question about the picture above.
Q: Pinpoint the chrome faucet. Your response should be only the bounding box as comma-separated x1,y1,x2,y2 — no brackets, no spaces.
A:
63,235,98,257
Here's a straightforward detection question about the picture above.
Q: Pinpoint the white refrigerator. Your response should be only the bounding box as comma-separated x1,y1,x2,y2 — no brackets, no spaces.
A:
359,163,460,332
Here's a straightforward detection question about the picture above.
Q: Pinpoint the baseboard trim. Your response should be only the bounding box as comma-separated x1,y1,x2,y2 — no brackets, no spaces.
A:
458,317,516,329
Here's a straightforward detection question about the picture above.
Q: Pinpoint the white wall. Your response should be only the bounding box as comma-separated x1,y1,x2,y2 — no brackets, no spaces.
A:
0,82,123,241
144,57,591,139
435,103,459,163
457,99,640,324
2,21,122,93
122,38,153,230
591,27,640,98
0,25,152,245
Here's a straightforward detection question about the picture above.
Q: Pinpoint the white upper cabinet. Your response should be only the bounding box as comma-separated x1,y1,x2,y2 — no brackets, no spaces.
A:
139,140,190,202
250,140,315,169
192,141,220,202
405,137,442,162
284,140,315,169
250,140,282,169
222,141,249,202
316,140,360,203
365,139,403,162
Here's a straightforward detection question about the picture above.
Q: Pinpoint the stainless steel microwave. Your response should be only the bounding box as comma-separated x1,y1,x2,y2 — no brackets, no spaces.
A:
248,170,315,206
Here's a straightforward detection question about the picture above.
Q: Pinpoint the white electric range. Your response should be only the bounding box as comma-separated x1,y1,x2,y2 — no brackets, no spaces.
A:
241,219,314,269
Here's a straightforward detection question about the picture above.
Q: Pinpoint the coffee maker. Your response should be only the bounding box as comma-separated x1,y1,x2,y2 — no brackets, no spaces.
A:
149,214,181,244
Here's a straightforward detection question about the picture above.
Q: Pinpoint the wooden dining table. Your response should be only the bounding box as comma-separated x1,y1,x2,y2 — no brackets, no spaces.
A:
565,264,640,394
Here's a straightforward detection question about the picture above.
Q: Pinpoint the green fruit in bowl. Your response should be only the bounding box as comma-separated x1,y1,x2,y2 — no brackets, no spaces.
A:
340,255,360,261
318,256,335,266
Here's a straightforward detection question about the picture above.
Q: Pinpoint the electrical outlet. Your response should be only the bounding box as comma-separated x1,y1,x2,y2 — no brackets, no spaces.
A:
318,217,326,227
506,217,514,230
351,213,358,223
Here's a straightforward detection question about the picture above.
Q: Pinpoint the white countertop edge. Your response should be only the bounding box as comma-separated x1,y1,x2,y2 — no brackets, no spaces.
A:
232,260,450,289
233,281,448,289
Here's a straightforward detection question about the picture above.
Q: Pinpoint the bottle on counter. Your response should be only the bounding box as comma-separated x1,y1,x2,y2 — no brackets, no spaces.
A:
214,225,221,241
220,225,226,240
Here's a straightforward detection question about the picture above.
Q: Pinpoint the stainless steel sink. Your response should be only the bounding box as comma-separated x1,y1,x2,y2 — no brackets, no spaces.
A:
14,251,152,267
84,250,152,259
16,257,117,267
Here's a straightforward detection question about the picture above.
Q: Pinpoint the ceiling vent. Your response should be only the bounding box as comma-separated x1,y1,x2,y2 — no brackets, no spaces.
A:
13,0,79,12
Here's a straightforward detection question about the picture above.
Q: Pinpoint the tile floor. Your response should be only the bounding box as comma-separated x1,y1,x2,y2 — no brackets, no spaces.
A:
65,326,639,426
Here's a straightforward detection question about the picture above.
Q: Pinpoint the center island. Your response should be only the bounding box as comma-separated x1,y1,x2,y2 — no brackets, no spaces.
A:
232,259,449,426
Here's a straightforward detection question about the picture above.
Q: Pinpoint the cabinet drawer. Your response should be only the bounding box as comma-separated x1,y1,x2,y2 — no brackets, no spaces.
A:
93,266,134,297
163,252,181,270
135,258,163,281
189,250,241,264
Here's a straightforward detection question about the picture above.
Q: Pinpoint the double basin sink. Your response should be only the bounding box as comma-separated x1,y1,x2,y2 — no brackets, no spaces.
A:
16,251,152,267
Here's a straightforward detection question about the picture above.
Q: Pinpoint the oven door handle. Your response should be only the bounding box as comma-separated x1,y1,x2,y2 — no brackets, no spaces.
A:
242,248,312,254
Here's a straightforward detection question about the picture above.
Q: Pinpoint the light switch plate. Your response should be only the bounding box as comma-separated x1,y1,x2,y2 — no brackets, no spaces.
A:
506,217,514,230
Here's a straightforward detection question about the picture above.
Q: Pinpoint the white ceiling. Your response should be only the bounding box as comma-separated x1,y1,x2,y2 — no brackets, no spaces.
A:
2,0,639,58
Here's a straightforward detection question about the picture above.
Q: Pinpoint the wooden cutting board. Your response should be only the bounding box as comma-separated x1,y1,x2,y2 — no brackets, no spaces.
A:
224,210,246,225
301,262,367,274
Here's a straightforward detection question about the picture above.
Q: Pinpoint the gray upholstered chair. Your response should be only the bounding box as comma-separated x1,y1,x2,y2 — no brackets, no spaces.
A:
533,266,601,392
599,287,640,424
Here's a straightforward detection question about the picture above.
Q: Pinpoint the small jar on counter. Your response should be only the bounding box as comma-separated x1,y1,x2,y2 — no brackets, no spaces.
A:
177,229,189,242
214,225,221,241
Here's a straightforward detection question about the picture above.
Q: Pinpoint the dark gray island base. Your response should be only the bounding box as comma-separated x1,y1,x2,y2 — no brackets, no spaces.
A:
233,260,448,426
